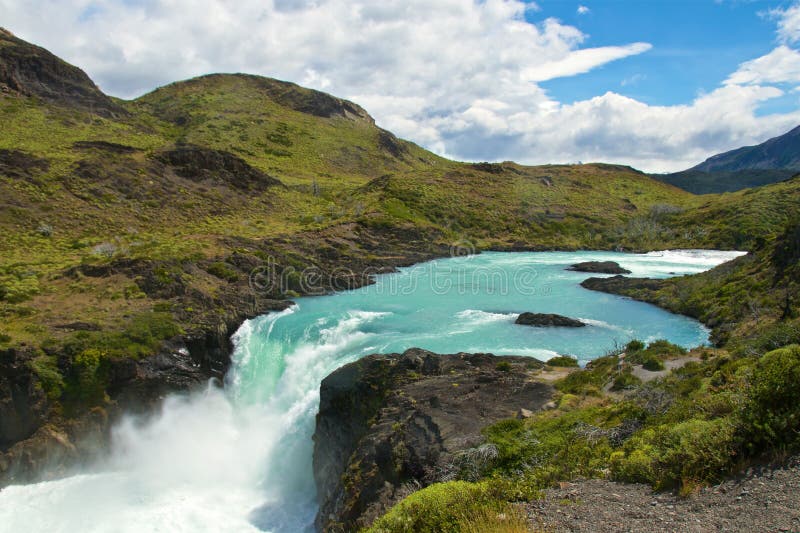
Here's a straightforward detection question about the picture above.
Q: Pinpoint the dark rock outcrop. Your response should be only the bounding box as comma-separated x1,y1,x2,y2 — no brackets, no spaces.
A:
72,140,141,154
580,275,665,294
156,145,284,191
0,148,49,180
567,261,631,274
0,27,125,117
377,129,408,159
515,312,585,328
0,348,49,450
313,348,553,532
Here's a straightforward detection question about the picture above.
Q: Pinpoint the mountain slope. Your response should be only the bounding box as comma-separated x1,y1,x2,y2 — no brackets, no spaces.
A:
0,28,124,117
691,125,800,172
654,125,800,194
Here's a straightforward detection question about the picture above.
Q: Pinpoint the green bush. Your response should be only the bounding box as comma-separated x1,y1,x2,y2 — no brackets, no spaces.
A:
555,355,618,395
0,274,41,303
30,353,64,400
611,368,642,391
495,361,512,372
641,355,665,372
365,481,517,533
645,339,687,357
734,321,800,357
612,418,737,489
63,311,180,360
741,344,800,451
206,261,239,282
547,355,579,367
624,339,682,371
625,339,645,352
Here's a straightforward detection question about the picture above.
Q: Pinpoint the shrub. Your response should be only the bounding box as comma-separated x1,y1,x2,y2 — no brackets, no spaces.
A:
30,353,64,400
0,274,41,303
495,361,512,372
624,340,677,371
625,339,645,353
641,355,665,372
734,321,800,357
555,355,618,395
611,369,642,391
547,355,579,367
612,418,737,489
741,344,800,451
365,481,516,533
207,261,239,282
645,339,687,358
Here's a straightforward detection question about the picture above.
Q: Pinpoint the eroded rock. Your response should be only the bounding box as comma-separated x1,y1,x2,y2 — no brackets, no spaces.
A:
313,348,553,532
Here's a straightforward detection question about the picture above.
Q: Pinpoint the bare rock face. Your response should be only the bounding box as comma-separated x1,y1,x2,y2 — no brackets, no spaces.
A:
0,348,49,450
0,27,125,117
515,312,585,328
567,261,631,274
313,348,554,532
155,146,284,191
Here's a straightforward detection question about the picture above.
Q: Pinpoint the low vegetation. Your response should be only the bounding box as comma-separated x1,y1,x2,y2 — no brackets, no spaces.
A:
370,331,800,528
366,481,529,533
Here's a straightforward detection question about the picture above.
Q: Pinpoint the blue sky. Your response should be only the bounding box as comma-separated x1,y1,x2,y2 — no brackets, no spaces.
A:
537,1,783,107
2,0,799,171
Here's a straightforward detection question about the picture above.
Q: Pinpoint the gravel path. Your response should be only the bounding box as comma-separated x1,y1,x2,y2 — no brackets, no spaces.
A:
526,457,800,532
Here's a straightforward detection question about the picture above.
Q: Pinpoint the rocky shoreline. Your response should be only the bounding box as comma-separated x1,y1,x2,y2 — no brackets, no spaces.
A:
313,348,553,532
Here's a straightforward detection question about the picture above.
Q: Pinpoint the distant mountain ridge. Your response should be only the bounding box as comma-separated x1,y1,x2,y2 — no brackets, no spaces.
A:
654,126,800,194
690,125,800,173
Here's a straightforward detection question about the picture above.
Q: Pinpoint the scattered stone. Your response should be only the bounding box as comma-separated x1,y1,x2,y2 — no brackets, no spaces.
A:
517,408,534,419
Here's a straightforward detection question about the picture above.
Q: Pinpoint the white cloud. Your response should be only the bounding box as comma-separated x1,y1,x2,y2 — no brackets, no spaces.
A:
771,3,800,44
577,5,590,15
620,73,646,87
0,0,798,172
521,42,651,82
726,45,800,85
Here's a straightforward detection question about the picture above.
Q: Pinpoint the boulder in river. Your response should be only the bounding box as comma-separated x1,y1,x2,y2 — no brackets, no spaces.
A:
567,261,631,274
515,312,586,328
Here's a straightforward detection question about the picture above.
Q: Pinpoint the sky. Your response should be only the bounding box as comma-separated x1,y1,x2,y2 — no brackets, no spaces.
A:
2,0,800,172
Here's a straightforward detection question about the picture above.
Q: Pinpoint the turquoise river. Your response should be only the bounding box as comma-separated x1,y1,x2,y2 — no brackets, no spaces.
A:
0,250,745,532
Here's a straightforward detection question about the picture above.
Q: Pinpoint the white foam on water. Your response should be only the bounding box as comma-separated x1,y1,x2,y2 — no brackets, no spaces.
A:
577,318,634,335
454,309,518,324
